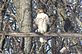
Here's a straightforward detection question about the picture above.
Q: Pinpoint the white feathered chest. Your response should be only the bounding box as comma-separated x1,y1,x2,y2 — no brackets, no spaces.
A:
35,13,49,33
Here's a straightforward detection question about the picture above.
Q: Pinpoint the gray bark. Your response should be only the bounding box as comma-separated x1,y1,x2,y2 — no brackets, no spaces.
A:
13,0,32,54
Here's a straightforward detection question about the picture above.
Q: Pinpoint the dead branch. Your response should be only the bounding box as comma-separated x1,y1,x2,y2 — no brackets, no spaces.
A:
0,32,81,37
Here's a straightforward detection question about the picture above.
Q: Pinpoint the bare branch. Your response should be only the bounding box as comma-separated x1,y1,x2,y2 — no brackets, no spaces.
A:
0,32,82,37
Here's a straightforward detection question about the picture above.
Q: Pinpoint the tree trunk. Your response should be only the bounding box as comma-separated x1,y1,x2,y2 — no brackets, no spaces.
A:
13,0,32,54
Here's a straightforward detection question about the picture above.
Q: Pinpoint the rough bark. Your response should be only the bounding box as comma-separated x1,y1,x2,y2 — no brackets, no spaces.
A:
13,0,32,54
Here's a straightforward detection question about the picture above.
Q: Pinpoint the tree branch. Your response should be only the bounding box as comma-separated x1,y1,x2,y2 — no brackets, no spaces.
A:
0,32,82,37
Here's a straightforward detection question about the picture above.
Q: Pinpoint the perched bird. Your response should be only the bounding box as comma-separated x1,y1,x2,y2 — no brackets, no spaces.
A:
34,8,49,34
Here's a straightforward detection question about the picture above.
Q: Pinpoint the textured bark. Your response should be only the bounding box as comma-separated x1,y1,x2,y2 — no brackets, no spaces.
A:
13,0,32,54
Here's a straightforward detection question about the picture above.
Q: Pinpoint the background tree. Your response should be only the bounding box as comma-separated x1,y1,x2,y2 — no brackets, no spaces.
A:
13,0,32,54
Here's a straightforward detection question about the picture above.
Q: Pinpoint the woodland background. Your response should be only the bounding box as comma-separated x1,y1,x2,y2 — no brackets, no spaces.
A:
0,0,82,54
